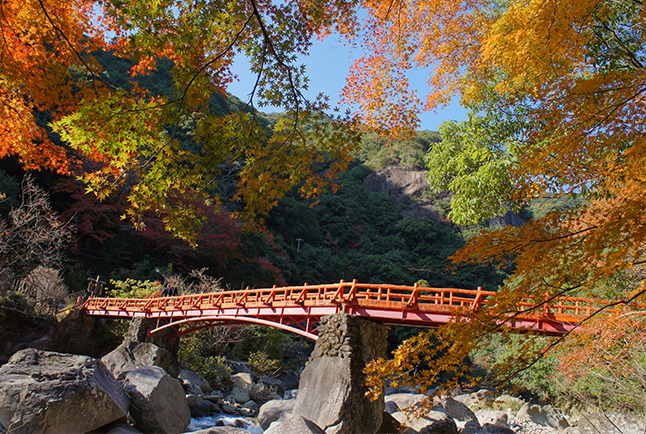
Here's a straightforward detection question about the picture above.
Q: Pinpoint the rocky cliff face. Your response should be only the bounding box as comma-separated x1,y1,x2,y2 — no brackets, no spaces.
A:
362,165,449,220
363,164,526,227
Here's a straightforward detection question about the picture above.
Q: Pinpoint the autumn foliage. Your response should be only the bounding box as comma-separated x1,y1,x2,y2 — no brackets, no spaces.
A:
0,0,362,242
351,0,646,409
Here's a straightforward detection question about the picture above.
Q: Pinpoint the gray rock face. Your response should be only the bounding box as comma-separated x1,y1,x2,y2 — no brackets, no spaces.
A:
264,414,326,434
0,348,129,433
102,342,180,380
362,166,430,204
362,165,452,220
123,366,190,433
294,314,388,434
258,399,296,430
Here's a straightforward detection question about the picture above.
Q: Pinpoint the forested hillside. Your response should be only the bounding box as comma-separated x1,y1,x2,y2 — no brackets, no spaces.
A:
0,51,505,296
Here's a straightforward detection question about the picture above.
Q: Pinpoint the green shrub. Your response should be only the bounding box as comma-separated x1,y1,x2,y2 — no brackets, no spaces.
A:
233,325,286,361
469,333,559,402
248,351,281,377
108,278,161,298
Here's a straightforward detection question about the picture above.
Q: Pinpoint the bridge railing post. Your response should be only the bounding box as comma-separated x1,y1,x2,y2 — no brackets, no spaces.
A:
347,279,358,303
406,282,419,307
472,286,483,311
333,280,345,303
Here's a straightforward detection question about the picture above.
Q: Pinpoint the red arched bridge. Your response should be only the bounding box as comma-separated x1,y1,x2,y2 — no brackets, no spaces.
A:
81,280,604,340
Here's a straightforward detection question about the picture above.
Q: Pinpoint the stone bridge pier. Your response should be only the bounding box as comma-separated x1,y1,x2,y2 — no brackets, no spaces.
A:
293,313,388,434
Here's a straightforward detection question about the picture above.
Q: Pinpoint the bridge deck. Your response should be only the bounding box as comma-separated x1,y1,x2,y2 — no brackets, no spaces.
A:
82,280,604,339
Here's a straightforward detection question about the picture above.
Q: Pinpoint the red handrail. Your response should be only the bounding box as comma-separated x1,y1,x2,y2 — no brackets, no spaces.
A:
82,280,624,324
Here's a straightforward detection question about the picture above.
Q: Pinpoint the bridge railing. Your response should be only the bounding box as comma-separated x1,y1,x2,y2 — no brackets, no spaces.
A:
82,280,610,322
82,280,496,311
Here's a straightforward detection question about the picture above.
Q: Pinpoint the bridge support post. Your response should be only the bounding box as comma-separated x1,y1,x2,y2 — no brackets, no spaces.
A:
293,313,387,434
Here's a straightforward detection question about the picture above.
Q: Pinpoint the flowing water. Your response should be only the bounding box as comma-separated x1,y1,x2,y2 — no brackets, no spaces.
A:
184,414,264,433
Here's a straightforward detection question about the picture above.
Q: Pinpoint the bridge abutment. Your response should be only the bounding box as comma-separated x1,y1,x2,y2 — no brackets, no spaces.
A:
293,313,387,434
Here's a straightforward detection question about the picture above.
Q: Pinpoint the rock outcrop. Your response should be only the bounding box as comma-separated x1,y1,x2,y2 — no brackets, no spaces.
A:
123,366,190,433
362,165,443,220
0,348,129,433
293,313,388,434
362,165,431,204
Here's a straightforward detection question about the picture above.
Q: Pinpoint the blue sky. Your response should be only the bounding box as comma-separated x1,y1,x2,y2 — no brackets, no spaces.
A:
227,37,468,132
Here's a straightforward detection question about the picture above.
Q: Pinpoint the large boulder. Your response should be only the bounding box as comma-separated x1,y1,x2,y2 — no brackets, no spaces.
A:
102,342,180,380
435,397,478,423
264,414,326,434
391,410,454,433
186,394,213,417
475,409,509,428
0,348,129,433
258,399,297,430
230,372,253,403
123,366,190,433
418,417,458,434
293,314,388,434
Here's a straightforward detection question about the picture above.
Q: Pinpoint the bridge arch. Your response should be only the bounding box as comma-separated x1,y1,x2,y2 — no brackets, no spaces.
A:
149,315,318,340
